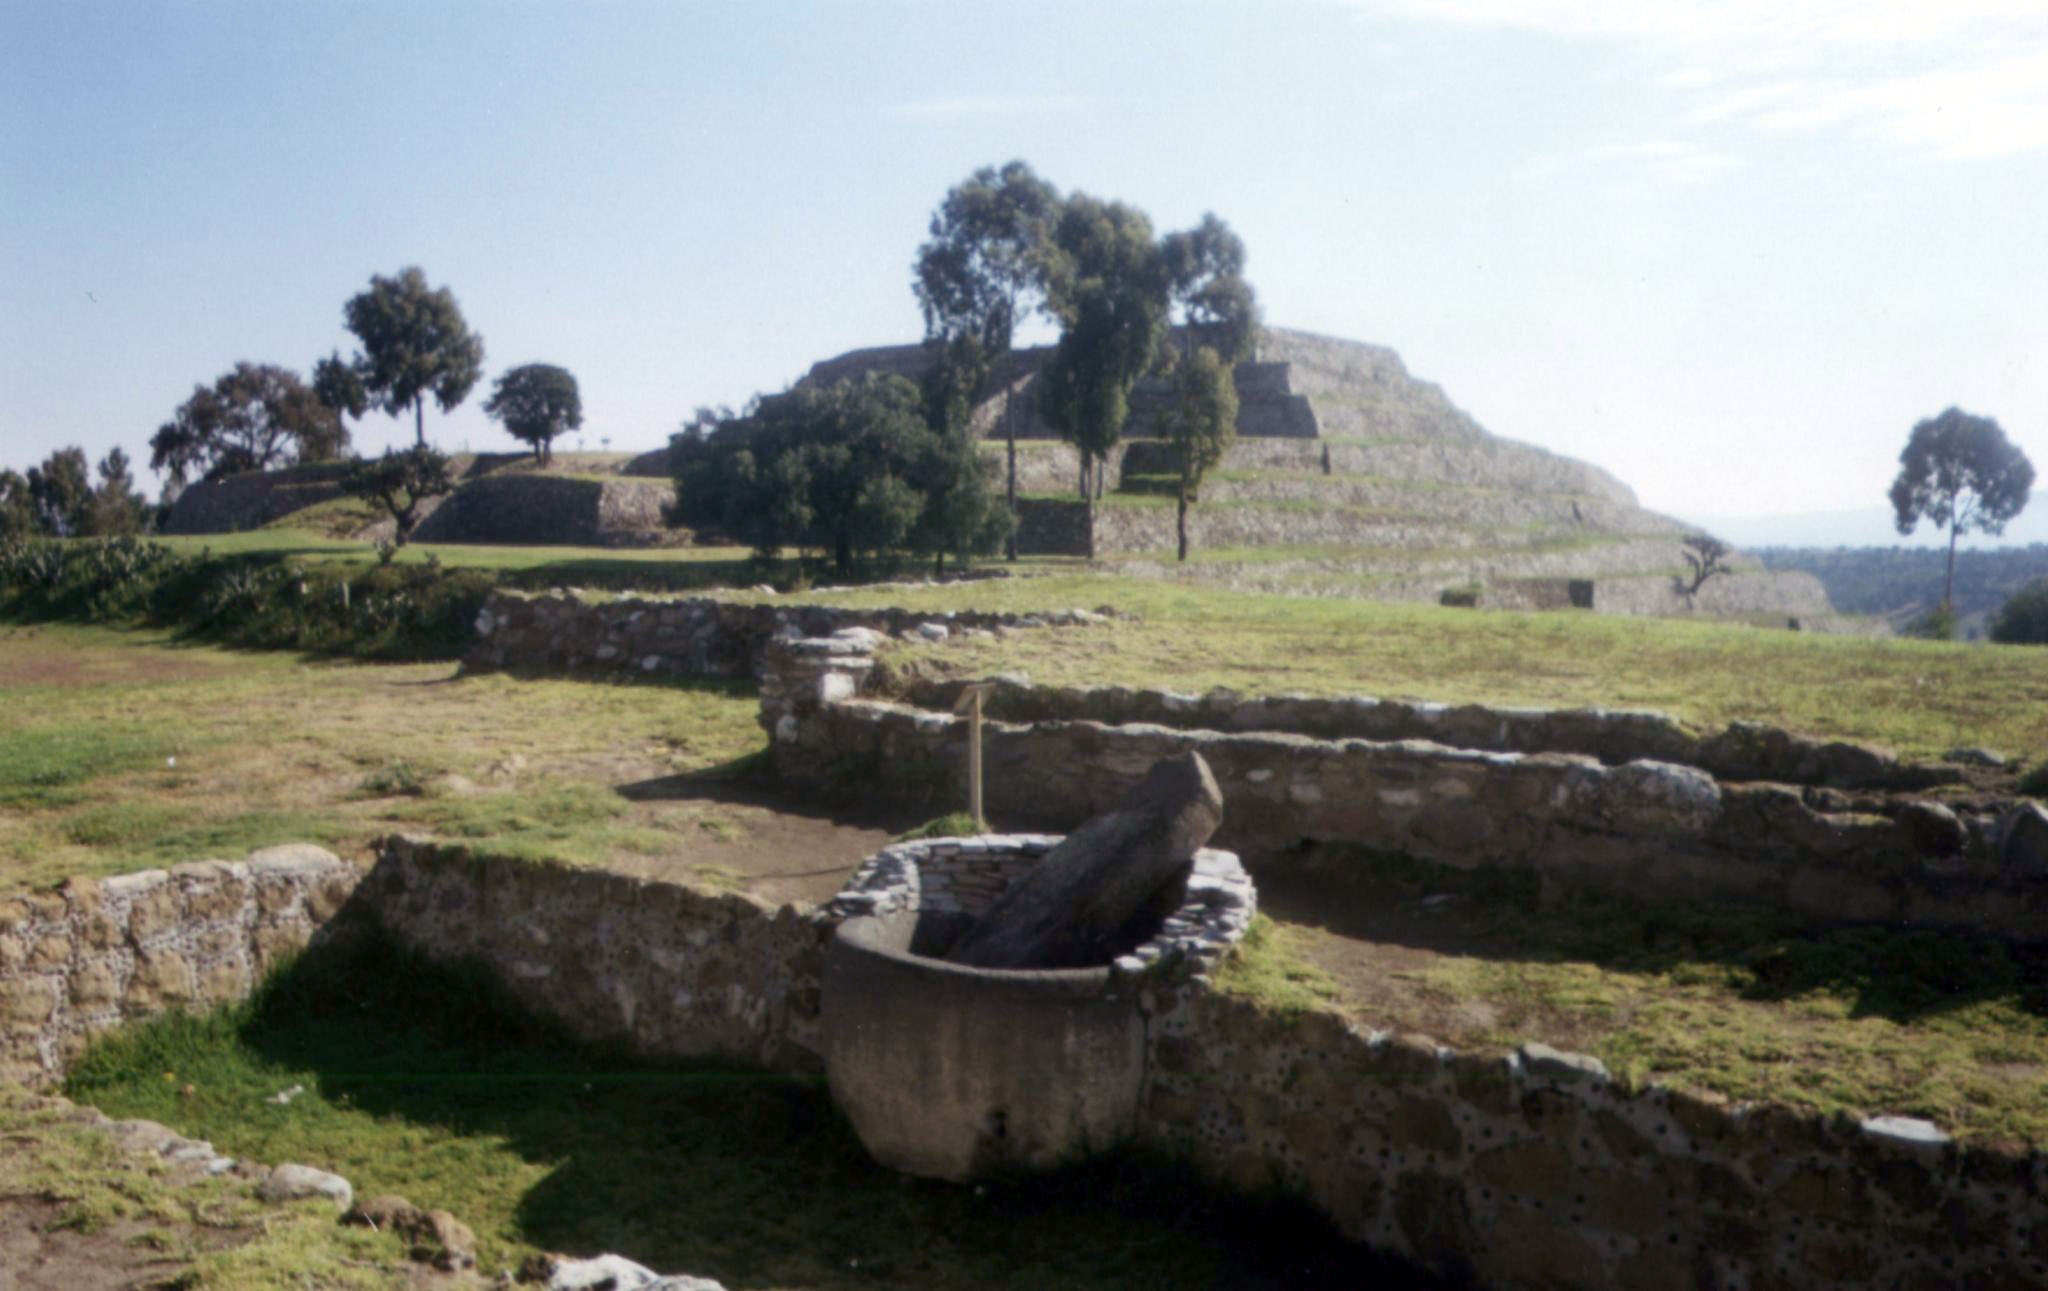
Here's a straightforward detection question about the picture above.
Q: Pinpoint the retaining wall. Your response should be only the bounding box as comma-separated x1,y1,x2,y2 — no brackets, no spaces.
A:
768,647,2038,940
0,845,360,1087
891,677,1967,792
9,837,2045,1288
464,588,1107,680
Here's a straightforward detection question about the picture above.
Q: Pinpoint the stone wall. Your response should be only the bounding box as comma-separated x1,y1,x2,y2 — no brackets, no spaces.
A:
10,835,2047,1287
771,665,2040,941
411,475,678,546
160,464,352,534
1138,987,2045,1291
359,837,829,1070
891,677,1966,792
464,588,1104,680
0,845,360,1088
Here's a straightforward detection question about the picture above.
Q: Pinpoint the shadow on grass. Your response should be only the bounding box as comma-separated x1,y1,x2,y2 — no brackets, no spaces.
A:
1255,842,2048,1025
68,933,1454,1290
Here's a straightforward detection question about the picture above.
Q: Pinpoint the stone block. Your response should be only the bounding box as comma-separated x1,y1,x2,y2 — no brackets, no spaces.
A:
125,880,184,940
29,935,72,968
1,977,61,1028
69,961,119,1007
1486,1202,1607,1287
125,947,194,1008
1472,1137,1573,1202
79,913,122,951
199,958,251,1003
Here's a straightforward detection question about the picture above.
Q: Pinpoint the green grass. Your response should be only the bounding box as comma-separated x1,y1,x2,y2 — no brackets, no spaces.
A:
0,724,184,810
62,936,1415,1289
805,573,2048,758
0,625,765,890
1212,917,1343,1016
1260,847,2048,1147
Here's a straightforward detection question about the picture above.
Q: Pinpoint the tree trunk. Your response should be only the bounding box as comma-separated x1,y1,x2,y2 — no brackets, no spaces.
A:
1004,374,1018,562
413,396,424,448
1944,522,1959,612
1177,485,1189,562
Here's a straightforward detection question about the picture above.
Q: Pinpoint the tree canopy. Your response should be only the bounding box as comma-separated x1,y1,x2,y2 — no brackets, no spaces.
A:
342,266,485,447
2,446,146,539
342,445,455,545
1161,213,1260,364
149,363,347,487
1991,577,2048,646
1161,344,1240,562
672,374,1008,574
1036,194,1171,498
484,363,583,464
1888,407,2034,611
915,161,1061,559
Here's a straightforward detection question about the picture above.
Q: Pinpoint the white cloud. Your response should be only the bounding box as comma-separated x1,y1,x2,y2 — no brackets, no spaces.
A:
1379,0,2048,158
881,94,1085,123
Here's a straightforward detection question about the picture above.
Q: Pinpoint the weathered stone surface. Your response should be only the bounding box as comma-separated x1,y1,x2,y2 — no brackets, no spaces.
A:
946,752,1223,968
259,1162,353,1210
1899,800,1968,856
1997,801,2048,878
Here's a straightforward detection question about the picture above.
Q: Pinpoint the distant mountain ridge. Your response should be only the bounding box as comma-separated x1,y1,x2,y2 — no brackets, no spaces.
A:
1758,543,2048,635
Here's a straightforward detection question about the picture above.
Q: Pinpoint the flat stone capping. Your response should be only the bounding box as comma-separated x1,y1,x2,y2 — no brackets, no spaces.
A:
897,676,1968,792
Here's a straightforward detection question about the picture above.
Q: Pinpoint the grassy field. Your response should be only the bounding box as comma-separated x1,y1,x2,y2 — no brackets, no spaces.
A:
0,623,764,890
53,937,1405,1290
798,571,2048,760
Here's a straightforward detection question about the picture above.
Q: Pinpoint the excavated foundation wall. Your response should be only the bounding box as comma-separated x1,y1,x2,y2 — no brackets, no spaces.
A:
764,644,2043,943
463,588,1102,680
0,846,361,1087
8,835,2044,1289
19,836,2048,1286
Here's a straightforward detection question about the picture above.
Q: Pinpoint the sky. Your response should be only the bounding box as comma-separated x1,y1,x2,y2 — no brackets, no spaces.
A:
4,0,2046,548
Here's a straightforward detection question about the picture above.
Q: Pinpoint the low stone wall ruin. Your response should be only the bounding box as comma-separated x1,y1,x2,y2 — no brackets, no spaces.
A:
768,643,2041,942
463,588,1110,681
0,846,360,1087
892,677,1967,792
7,834,2045,1289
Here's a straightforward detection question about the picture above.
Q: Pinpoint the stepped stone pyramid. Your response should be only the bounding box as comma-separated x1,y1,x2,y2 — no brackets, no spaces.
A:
801,327,1834,619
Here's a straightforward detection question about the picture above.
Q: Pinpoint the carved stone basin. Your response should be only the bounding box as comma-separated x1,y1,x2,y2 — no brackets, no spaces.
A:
819,834,1253,1182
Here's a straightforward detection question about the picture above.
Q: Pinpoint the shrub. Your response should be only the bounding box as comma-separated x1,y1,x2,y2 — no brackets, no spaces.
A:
1990,577,2048,645
1908,603,1958,641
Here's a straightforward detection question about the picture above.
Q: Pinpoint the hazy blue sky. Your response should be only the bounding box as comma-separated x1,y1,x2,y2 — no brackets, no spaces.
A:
5,1,2045,544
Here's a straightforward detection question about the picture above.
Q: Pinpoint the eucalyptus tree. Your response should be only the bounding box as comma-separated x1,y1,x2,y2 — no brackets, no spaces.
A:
913,161,1059,557
1036,194,1171,501
1160,213,1260,365
1161,345,1239,562
342,266,485,448
149,363,347,487
1889,407,2034,615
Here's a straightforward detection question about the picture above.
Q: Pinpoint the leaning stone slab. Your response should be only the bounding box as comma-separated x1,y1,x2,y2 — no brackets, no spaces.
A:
946,751,1223,969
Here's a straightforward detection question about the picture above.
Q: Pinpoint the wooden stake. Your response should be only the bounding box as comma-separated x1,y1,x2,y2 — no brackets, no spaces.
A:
968,686,984,830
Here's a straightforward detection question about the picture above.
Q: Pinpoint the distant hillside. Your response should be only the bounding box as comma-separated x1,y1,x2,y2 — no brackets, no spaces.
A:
1758,544,2048,635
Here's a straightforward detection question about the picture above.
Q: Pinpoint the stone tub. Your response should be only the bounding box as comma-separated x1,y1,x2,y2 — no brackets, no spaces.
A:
819,834,1254,1181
